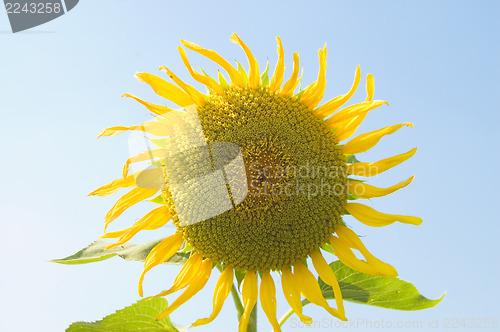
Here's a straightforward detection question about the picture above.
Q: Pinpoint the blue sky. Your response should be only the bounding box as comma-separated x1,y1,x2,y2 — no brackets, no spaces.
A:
0,1,499,331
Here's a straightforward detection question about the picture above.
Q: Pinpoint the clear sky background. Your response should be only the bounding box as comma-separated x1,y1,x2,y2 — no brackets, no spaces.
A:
1,1,499,331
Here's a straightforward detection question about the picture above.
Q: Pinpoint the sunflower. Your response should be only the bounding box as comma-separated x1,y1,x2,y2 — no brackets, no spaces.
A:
90,34,422,331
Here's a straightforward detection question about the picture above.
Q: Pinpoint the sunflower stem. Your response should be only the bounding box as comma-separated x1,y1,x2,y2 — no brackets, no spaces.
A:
278,299,310,327
230,283,245,320
247,305,257,332
278,308,294,327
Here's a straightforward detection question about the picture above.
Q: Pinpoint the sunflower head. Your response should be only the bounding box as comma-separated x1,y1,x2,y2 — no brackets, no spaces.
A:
165,85,349,272
91,34,421,331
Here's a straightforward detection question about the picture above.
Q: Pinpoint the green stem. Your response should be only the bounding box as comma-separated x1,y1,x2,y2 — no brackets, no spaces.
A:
247,304,257,332
278,299,310,328
230,283,244,320
278,308,294,327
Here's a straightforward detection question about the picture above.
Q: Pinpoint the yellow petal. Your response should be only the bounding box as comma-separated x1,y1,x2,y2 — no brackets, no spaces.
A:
159,66,205,106
192,266,234,326
154,252,203,298
88,175,136,197
323,74,381,141
333,225,398,277
138,233,184,297
325,100,388,129
239,270,258,332
316,65,361,118
333,112,368,141
349,175,415,199
366,74,374,101
310,251,345,318
270,37,285,92
342,123,414,155
97,125,135,138
104,187,158,231
129,168,164,193
260,271,281,332
330,235,396,277
329,236,376,275
140,206,170,230
121,93,174,115
97,120,173,138
345,203,423,227
135,72,193,107
230,33,260,89
281,52,300,96
105,206,171,249
281,267,312,325
300,45,327,109
181,39,245,87
177,46,224,95
99,227,131,239
122,149,167,179
347,148,417,177
156,258,213,321
129,121,173,137
293,263,345,320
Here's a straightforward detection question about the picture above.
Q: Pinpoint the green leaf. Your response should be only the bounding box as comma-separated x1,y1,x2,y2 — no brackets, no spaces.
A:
260,60,270,86
348,192,359,200
149,138,168,149
319,261,445,310
217,70,229,90
234,269,246,290
199,68,214,95
149,194,166,205
296,90,305,98
50,239,191,266
236,61,249,83
66,298,185,332
321,242,335,255
346,154,362,164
